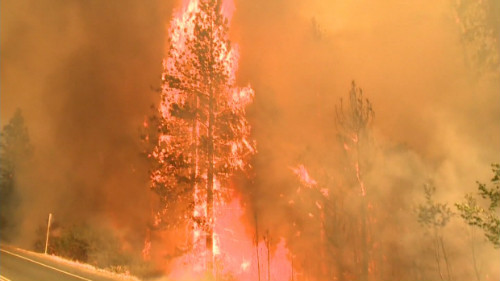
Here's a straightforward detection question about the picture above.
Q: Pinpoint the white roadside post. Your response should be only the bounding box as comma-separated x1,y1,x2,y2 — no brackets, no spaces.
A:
44,213,52,254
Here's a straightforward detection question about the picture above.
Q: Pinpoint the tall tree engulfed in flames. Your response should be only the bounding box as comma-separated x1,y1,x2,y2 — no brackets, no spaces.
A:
147,0,255,275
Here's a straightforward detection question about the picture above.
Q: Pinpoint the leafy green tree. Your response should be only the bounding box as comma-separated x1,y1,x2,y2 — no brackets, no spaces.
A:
417,183,454,281
456,164,500,248
0,109,33,240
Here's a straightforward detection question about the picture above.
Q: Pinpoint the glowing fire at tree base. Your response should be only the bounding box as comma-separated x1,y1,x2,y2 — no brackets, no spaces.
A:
166,193,292,281
142,0,293,279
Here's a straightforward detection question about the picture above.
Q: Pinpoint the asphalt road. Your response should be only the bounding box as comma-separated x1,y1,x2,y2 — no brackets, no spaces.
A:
0,246,125,281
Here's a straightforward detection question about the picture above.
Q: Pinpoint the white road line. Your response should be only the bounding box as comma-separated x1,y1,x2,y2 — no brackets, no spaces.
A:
0,249,93,281
0,275,12,281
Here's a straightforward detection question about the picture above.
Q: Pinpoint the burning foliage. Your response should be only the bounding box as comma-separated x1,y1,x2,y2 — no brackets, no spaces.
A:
1,0,500,280
143,0,258,279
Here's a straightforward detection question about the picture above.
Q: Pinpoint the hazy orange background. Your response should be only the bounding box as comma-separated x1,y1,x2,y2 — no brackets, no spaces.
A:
1,0,499,279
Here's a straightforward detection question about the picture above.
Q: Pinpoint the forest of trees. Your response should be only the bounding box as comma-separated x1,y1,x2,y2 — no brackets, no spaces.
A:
140,0,500,280
1,0,499,280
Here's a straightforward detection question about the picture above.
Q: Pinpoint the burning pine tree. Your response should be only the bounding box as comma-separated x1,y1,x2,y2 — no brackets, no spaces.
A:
146,0,255,276
335,81,374,281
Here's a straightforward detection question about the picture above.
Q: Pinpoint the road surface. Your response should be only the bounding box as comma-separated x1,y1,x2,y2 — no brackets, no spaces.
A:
0,246,129,281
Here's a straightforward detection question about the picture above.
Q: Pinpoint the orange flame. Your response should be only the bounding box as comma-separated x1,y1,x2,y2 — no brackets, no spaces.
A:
146,0,296,279
291,164,317,187
168,193,293,281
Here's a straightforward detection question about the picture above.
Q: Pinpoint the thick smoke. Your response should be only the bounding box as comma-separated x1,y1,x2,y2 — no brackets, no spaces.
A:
1,0,176,248
1,0,499,279
231,0,500,279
